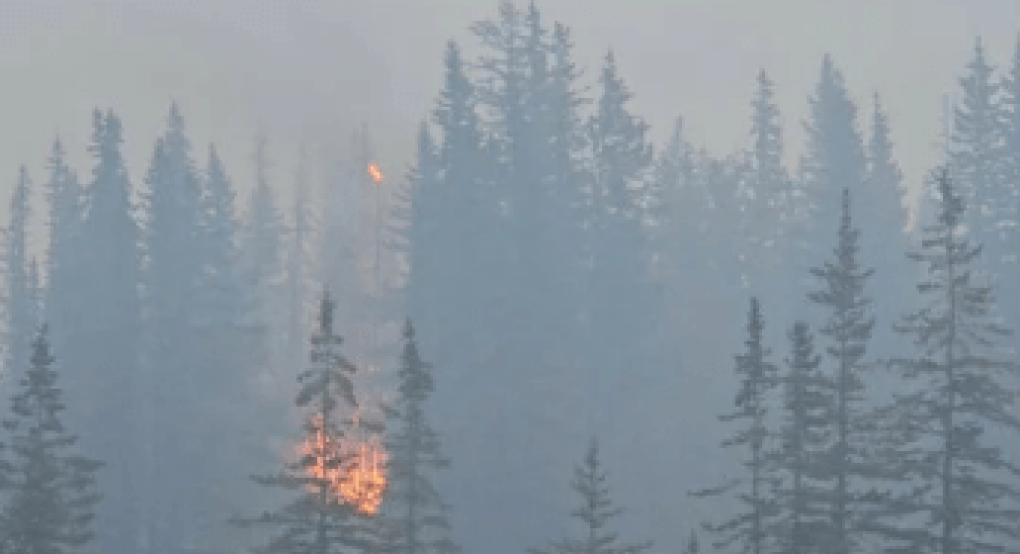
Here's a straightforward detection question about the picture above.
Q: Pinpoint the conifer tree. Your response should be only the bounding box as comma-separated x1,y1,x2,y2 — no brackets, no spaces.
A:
694,298,779,554
234,289,377,554
950,38,1006,263
530,438,652,554
773,322,829,554
377,320,458,554
996,34,1020,323
72,108,143,554
428,40,488,349
587,49,656,386
43,137,82,366
807,189,876,554
682,531,699,554
286,146,316,367
797,55,867,316
141,102,211,553
0,325,103,554
241,137,286,387
407,122,441,330
745,70,792,281
879,168,1020,554
864,94,914,358
6,166,33,380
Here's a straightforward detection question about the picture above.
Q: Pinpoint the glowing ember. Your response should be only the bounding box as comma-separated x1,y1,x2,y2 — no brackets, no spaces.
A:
367,163,384,185
299,415,387,515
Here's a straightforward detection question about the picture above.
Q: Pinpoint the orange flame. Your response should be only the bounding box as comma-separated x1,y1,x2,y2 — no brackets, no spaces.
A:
299,415,387,515
367,163,383,185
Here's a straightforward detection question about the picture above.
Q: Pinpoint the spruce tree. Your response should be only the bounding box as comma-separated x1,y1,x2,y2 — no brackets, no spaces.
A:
43,137,82,369
529,438,652,554
864,94,914,358
377,320,458,554
241,137,286,388
807,189,876,554
797,55,867,317
950,38,1006,264
0,325,103,554
5,166,33,380
72,108,143,554
880,168,1020,554
234,289,377,554
407,122,441,330
744,70,792,286
773,322,830,554
587,49,656,421
142,102,210,554
286,146,317,368
996,34,1020,324
694,298,779,554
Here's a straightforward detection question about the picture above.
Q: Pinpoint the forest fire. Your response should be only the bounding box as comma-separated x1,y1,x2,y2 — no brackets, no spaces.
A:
367,163,384,184
299,415,388,515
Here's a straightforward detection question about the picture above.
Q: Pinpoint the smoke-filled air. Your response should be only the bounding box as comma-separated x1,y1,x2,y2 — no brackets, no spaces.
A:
4,2,1020,554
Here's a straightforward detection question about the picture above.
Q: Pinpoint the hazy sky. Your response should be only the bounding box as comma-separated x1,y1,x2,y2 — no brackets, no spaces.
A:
1,0,1018,243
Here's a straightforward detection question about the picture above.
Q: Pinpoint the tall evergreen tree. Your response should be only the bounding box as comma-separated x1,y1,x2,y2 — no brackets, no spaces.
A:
241,138,286,387
377,320,458,554
807,189,876,554
797,55,867,317
5,166,33,381
950,38,1006,264
773,322,829,554
407,122,441,332
71,108,143,554
426,39,489,353
879,168,1020,554
43,137,82,365
744,70,792,286
0,325,103,554
286,146,316,368
141,102,209,554
586,49,656,426
995,34,1020,324
694,298,779,554
233,289,375,554
864,93,914,358
529,438,652,554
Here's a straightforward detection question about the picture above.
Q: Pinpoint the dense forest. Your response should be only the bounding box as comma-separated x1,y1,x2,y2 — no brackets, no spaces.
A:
1,3,1020,554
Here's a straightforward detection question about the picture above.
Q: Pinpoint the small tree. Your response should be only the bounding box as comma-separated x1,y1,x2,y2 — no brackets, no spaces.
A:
682,531,699,554
233,289,379,554
0,325,103,554
375,319,458,554
772,322,830,554
807,188,876,554
530,437,652,554
693,297,780,554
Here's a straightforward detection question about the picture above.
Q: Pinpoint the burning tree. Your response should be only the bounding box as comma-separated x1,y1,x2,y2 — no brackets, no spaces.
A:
233,288,385,554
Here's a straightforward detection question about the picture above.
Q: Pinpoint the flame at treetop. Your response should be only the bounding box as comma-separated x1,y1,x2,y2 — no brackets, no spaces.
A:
367,163,384,185
299,414,387,515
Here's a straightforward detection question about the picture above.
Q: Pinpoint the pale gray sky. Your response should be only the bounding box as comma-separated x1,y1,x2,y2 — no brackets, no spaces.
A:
0,0,1018,246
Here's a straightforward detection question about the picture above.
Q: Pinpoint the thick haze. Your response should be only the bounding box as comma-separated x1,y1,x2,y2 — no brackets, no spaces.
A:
2,3,1020,554
1,0,1018,229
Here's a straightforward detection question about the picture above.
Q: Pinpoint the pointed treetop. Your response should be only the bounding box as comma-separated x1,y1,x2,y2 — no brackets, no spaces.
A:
403,317,415,342
933,166,966,228
319,286,335,336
